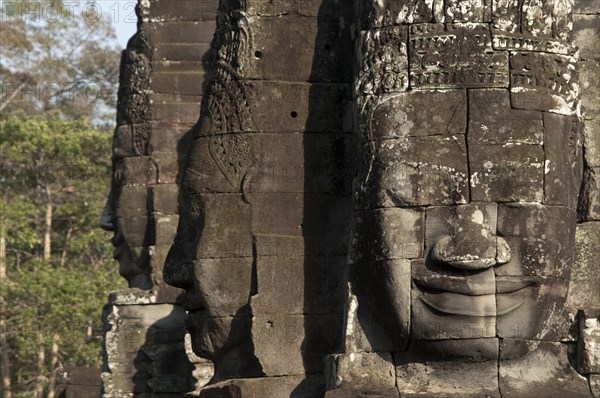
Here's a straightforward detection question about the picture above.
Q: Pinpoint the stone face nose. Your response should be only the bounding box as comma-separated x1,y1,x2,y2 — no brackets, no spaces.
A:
431,235,511,270
428,203,511,270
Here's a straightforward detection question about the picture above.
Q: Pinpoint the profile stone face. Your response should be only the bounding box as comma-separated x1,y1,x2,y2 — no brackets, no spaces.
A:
163,0,353,394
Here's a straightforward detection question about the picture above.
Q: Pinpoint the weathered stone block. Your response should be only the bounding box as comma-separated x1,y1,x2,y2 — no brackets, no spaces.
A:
510,52,578,115
152,214,178,246
149,245,184,301
153,43,212,62
469,89,543,145
591,374,600,398
186,132,354,195
468,143,544,202
495,276,571,341
114,156,158,187
150,184,179,214
253,133,353,195
246,0,356,18
496,204,576,278
574,15,600,61
102,303,189,396
580,167,600,220
543,113,582,207
584,119,600,168
499,340,593,397
115,186,148,218
326,352,396,392
190,257,253,317
350,208,423,263
114,216,152,247
151,96,201,124
250,192,339,238
573,0,600,14
146,21,216,44
568,222,600,311
367,90,466,141
355,136,469,208
581,61,600,118
155,154,182,184
252,314,343,376
149,122,195,156
199,375,325,398
241,16,353,83
142,0,218,22
247,81,352,133
395,345,500,398
251,235,345,315
150,72,205,95
178,193,253,259
349,259,411,352
409,24,509,89
578,311,600,374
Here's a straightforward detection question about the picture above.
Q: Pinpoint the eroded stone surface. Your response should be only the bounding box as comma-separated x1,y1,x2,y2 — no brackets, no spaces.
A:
499,340,593,398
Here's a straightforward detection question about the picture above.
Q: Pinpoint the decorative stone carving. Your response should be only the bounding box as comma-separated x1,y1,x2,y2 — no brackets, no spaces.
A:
408,23,509,89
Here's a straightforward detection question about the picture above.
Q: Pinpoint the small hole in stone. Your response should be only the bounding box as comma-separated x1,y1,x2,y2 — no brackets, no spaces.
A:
290,111,298,118
324,44,331,51
254,50,263,59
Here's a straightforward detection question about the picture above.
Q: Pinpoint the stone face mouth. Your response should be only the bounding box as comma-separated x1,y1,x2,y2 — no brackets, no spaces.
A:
414,277,536,317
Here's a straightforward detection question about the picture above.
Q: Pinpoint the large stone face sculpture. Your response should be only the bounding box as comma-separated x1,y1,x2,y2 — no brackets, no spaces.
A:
164,0,354,395
326,0,597,397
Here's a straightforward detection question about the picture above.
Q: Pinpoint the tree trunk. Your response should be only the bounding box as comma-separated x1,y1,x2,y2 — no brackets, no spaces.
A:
0,82,25,113
59,225,73,268
43,186,52,261
46,335,59,398
0,236,12,398
33,346,45,398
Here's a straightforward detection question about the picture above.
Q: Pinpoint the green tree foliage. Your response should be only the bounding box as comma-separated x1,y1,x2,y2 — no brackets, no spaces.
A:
0,2,127,396
0,0,121,123
0,113,126,397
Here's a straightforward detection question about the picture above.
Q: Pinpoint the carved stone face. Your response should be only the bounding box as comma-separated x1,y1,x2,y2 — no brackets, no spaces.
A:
354,88,581,359
100,125,153,289
164,131,260,379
